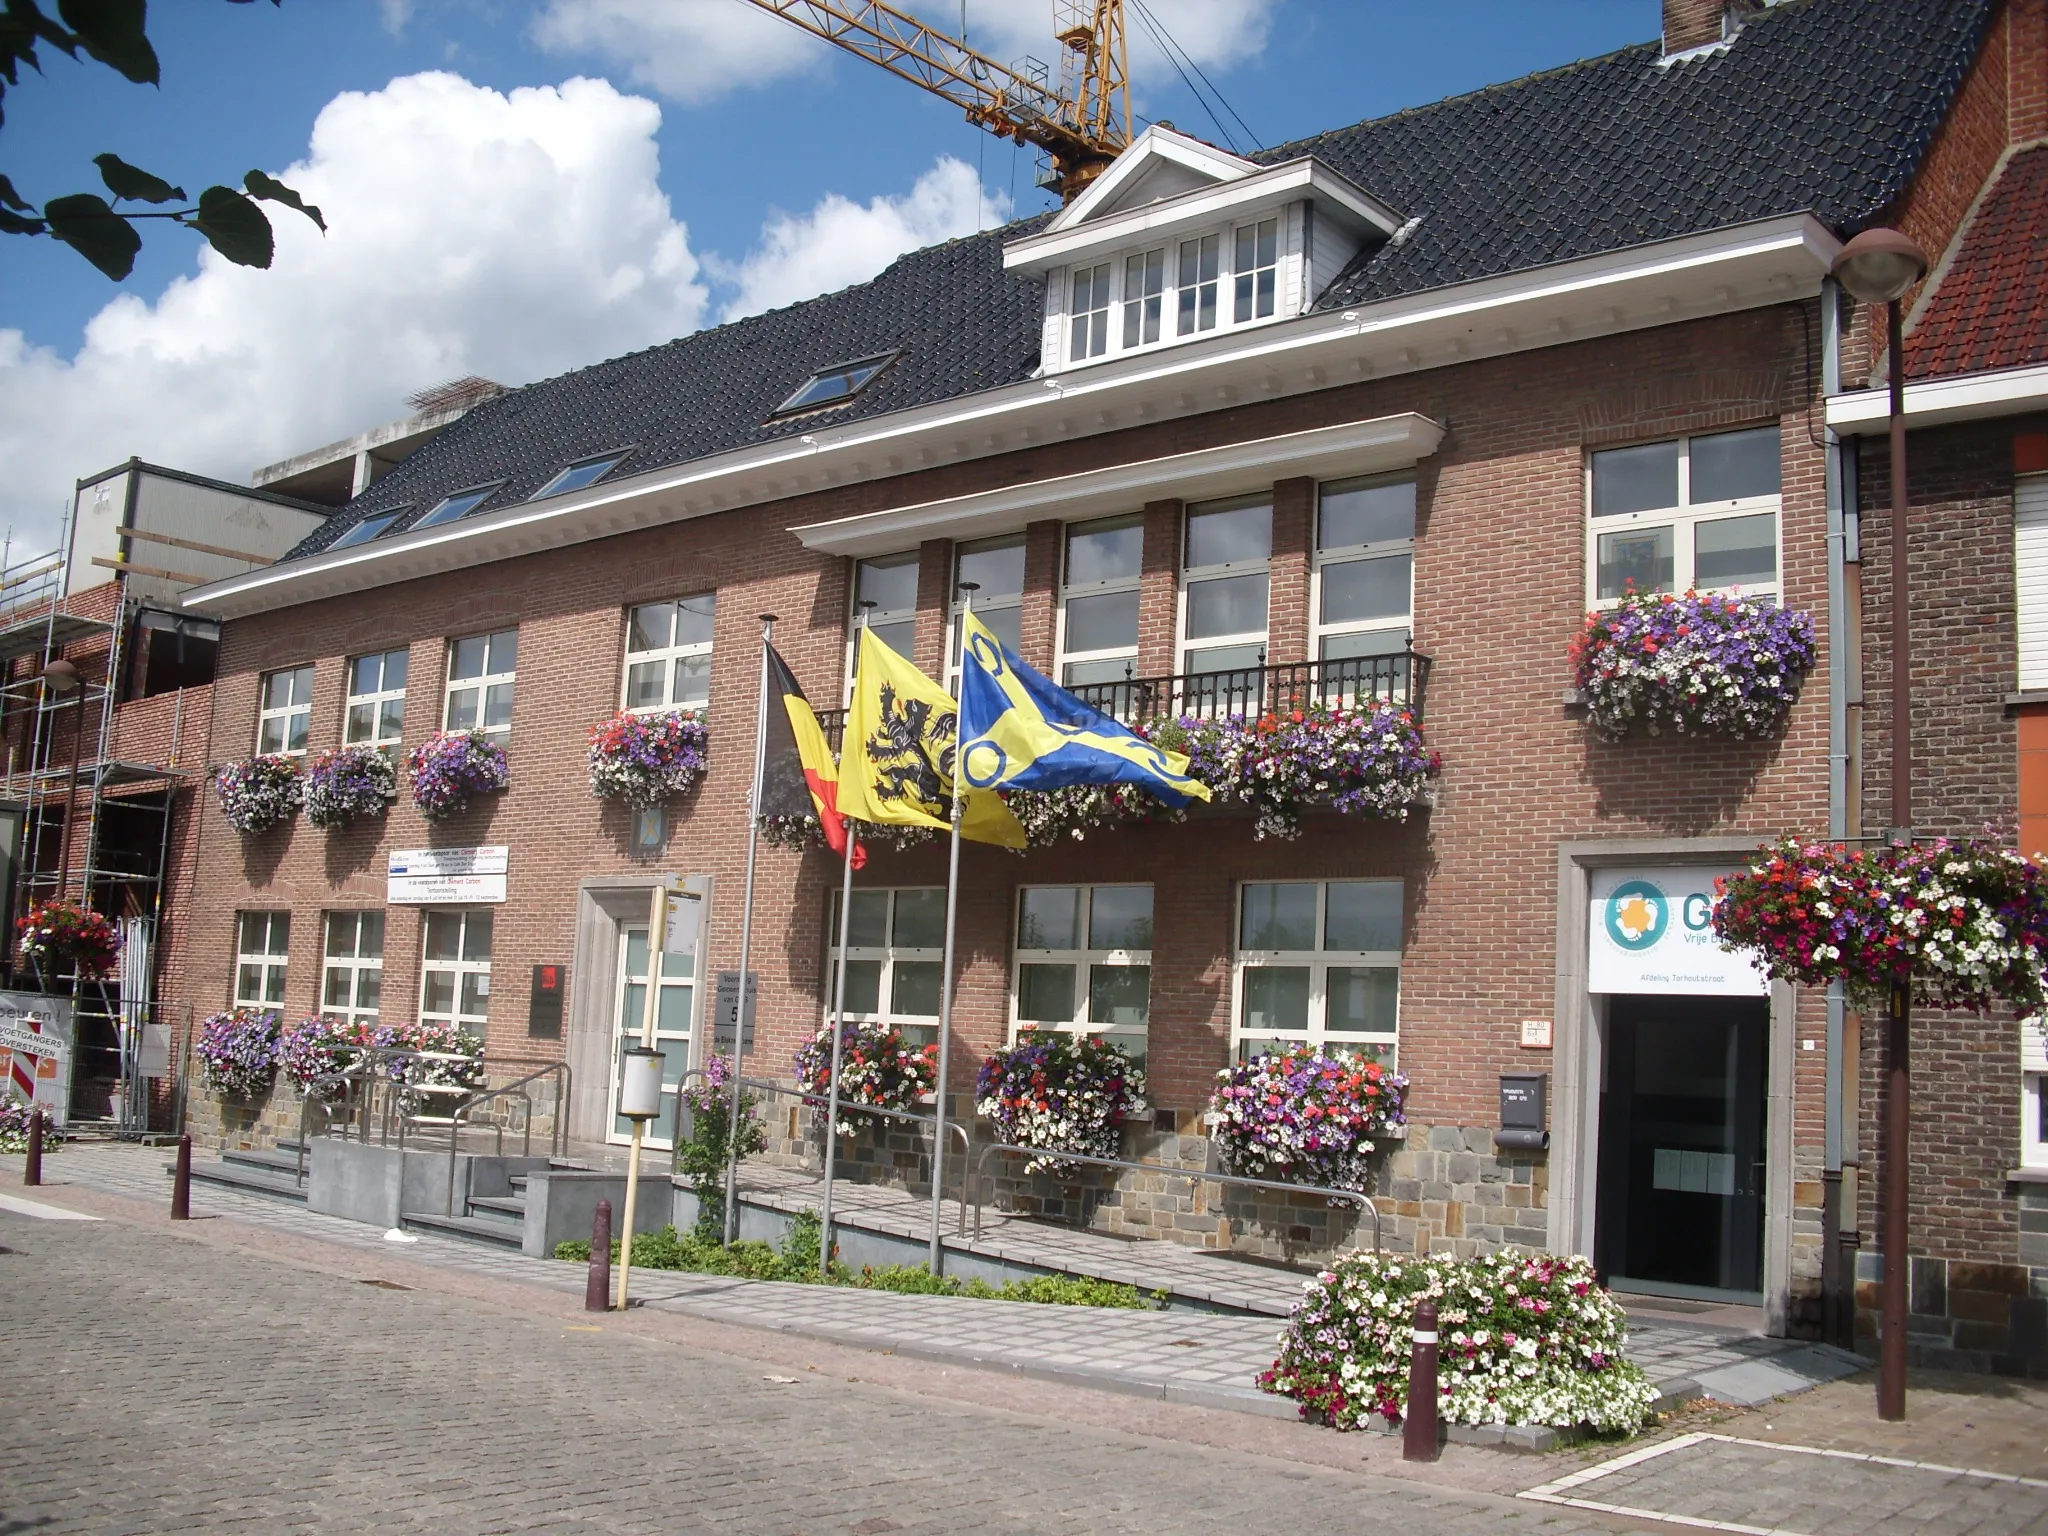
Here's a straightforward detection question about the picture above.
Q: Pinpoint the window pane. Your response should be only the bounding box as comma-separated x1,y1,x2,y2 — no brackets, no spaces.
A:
1089,964,1149,1026
287,713,309,753
236,963,264,1002
325,912,357,958
628,603,672,653
1088,886,1153,950
1064,590,1139,654
1320,479,1416,549
238,912,267,953
1241,883,1317,950
892,961,942,1018
835,958,882,1015
1596,526,1674,599
626,660,667,709
1184,643,1265,675
672,653,711,708
349,654,382,695
1320,629,1408,662
675,594,716,647
357,969,382,1014
1186,573,1268,639
1326,967,1399,1033
383,651,408,691
379,699,405,740
973,605,1023,658
1320,554,1411,626
482,683,514,730
424,912,461,961
450,635,487,679
459,973,489,1017
625,928,651,980
422,971,455,1015
892,889,945,949
1242,966,1310,1032
656,982,692,1034
1694,512,1776,587
345,702,376,742
1064,657,1137,687
843,890,888,949
359,912,385,957
1186,501,1272,566
1592,440,1680,517
461,912,492,962
257,719,286,754
1690,426,1780,503
1066,519,1142,584
958,539,1024,600
324,969,352,1009
1018,887,1080,950
1325,881,1403,951
866,619,916,661
487,630,517,674
1018,963,1077,1023
262,672,291,710
857,554,920,615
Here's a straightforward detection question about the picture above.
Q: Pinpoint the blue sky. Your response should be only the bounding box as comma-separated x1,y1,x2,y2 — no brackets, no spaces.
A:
0,0,1660,543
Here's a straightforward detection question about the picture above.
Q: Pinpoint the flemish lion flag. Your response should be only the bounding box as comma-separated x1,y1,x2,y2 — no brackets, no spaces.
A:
760,644,863,865
837,627,1027,848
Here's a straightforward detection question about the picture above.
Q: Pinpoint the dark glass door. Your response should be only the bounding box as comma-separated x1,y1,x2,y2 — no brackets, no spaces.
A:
1596,994,1768,1301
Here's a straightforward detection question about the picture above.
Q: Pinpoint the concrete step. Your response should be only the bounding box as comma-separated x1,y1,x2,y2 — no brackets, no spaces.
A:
463,1195,526,1226
173,1159,308,1203
221,1147,304,1176
400,1211,523,1249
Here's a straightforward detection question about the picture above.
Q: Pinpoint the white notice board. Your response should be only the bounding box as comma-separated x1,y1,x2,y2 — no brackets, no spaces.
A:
388,846,509,905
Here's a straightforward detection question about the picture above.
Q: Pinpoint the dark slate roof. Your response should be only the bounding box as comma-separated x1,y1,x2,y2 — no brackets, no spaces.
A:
288,0,1991,561
1905,143,2048,380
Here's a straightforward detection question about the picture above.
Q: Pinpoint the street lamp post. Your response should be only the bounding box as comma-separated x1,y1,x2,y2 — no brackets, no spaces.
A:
1830,226,1928,1424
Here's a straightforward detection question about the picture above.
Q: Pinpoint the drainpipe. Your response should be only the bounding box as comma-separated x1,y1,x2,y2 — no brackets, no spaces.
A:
1820,277,1856,1348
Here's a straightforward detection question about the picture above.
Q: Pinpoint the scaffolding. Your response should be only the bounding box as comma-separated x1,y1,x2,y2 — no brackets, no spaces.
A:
0,503,187,1135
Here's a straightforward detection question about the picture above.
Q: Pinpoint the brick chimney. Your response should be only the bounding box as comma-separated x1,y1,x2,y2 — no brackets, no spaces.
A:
1663,0,1762,56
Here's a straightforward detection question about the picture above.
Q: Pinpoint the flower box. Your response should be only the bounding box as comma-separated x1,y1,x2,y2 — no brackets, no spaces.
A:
303,744,397,829
17,898,119,979
215,754,303,834
407,729,509,819
196,1008,282,1099
794,1020,937,1137
588,709,708,808
975,1028,1147,1174
1569,588,1817,741
1209,1045,1408,1193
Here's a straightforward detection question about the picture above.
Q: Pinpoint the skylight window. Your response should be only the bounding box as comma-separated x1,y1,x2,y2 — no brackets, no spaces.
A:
531,453,625,500
774,353,895,416
328,511,403,551
413,485,498,529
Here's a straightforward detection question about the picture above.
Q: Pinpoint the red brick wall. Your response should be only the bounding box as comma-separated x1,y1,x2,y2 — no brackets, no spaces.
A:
2013,0,2047,143
1269,477,1312,665
1662,0,1725,54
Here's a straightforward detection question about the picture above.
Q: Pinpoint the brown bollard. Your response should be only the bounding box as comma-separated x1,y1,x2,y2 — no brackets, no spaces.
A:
22,1107,43,1187
170,1133,191,1221
1402,1296,1441,1463
585,1198,613,1312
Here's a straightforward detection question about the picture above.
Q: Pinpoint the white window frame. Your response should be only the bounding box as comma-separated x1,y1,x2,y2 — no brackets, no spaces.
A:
827,886,946,1047
1312,474,1416,701
344,649,408,756
1231,879,1402,1064
846,551,921,702
1055,211,1296,371
1009,883,1153,1060
2016,474,2048,691
444,628,517,744
946,536,1026,689
607,914,699,1149
321,910,385,1026
1176,231,1220,337
622,594,716,714
1070,262,1112,362
256,665,314,756
1231,217,1278,324
1121,246,1166,349
1178,494,1272,680
419,909,492,1034
1056,514,1144,698
2025,1027,2048,1171
234,911,290,1010
1585,428,1783,607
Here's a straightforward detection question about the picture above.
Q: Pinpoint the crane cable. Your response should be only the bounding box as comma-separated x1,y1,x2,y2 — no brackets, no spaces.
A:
1128,0,1262,155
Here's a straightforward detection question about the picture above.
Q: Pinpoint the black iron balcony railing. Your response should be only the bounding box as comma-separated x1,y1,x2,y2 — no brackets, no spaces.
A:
811,650,1429,754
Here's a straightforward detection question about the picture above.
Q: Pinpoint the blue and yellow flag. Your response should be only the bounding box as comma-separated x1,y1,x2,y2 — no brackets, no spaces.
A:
955,611,1210,807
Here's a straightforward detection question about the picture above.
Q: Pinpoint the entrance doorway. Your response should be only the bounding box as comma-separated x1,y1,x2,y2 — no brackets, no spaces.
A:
604,924,695,1149
1596,994,1768,1301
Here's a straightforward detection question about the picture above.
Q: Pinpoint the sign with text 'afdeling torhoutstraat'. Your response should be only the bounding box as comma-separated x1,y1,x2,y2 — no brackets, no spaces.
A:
388,846,509,905
1588,867,1768,997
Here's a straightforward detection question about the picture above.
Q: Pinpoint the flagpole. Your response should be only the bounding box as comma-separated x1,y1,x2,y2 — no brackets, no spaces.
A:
723,614,776,1244
820,602,873,1279
928,582,977,1273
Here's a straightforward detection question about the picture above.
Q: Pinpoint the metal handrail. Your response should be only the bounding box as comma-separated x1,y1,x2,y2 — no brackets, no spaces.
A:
967,1139,1382,1253
441,1062,572,1215
291,1047,541,1179
1070,650,1431,724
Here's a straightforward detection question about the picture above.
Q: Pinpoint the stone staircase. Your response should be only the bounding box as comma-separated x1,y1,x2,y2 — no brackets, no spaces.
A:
177,1140,310,1202
399,1168,535,1249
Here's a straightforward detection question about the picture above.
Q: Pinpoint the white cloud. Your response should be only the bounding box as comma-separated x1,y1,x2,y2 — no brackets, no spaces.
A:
713,155,1007,321
0,72,709,548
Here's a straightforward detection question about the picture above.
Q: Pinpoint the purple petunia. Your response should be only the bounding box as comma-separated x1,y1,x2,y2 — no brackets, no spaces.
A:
1570,588,1817,741
407,730,510,818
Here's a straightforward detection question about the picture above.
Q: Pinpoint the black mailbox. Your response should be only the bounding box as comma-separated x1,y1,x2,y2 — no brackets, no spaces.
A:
529,963,565,1039
1495,1072,1548,1150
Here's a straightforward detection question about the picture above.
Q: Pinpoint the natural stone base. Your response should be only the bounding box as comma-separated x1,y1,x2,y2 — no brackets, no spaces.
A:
1854,1247,2048,1377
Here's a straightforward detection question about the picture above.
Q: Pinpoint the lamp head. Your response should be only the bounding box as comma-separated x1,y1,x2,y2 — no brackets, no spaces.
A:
1830,228,1929,305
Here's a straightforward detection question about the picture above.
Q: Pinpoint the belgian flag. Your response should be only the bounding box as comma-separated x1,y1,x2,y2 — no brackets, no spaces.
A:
761,644,862,865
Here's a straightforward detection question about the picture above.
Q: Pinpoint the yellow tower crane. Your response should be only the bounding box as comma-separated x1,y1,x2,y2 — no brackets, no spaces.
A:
739,0,1131,202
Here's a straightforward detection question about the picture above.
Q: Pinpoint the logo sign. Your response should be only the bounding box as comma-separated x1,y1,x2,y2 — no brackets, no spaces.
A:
1588,867,1767,997
388,846,508,905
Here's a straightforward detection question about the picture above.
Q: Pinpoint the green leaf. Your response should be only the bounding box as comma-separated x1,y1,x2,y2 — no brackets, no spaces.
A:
0,207,46,235
0,171,31,212
56,0,156,85
243,168,323,232
94,151,182,204
191,184,271,268
43,191,138,278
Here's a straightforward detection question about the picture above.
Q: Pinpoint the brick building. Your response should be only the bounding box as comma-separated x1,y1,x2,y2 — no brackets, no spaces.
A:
174,0,2046,1367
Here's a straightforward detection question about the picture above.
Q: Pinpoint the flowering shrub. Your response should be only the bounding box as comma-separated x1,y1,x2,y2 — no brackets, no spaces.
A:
1209,1046,1408,1192
674,1054,767,1239
17,899,119,978
795,1019,939,1137
1261,1251,1658,1433
1713,836,2048,1014
196,1008,282,1098
407,729,509,818
303,745,396,829
975,1028,1147,1173
215,754,303,834
279,1014,396,1097
0,1099,60,1154
588,709,709,808
1570,588,1817,741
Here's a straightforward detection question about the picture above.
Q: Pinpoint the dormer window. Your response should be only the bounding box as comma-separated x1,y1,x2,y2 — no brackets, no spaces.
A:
1070,265,1112,362
1176,234,1220,336
775,353,895,416
1122,249,1165,347
1233,219,1278,324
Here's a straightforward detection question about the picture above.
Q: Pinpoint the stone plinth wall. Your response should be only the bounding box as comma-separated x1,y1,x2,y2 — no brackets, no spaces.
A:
1853,1180,2048,1378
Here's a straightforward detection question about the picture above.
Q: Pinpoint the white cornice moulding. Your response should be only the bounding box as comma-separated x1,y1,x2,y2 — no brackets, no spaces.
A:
1043,126,1261,232
1826,361,2048,432
790,414,1445,557
183,212,1839,621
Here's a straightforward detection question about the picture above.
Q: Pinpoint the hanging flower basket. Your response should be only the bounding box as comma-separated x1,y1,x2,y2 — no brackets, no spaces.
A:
1003,782,1177,847
1712,836,2048,1014
17,898,119,979
1209,1045,1408,1193
794,1019,938,1138
1261,1251,1658,1434
975,1027,1147,1173
196,1008,282,1098
303,744,397,829
1569,588,1818,741
588,708,709,808
755,812,940,854
215,754,303,834
407,729,509,819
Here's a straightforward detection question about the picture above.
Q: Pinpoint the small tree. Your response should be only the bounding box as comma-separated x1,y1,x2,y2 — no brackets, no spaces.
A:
673,1055,764,1241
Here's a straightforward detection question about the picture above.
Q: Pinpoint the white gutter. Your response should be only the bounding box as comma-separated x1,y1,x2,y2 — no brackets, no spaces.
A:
184,212,1840,620
792,414,1444,557
1826,360,2048,433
